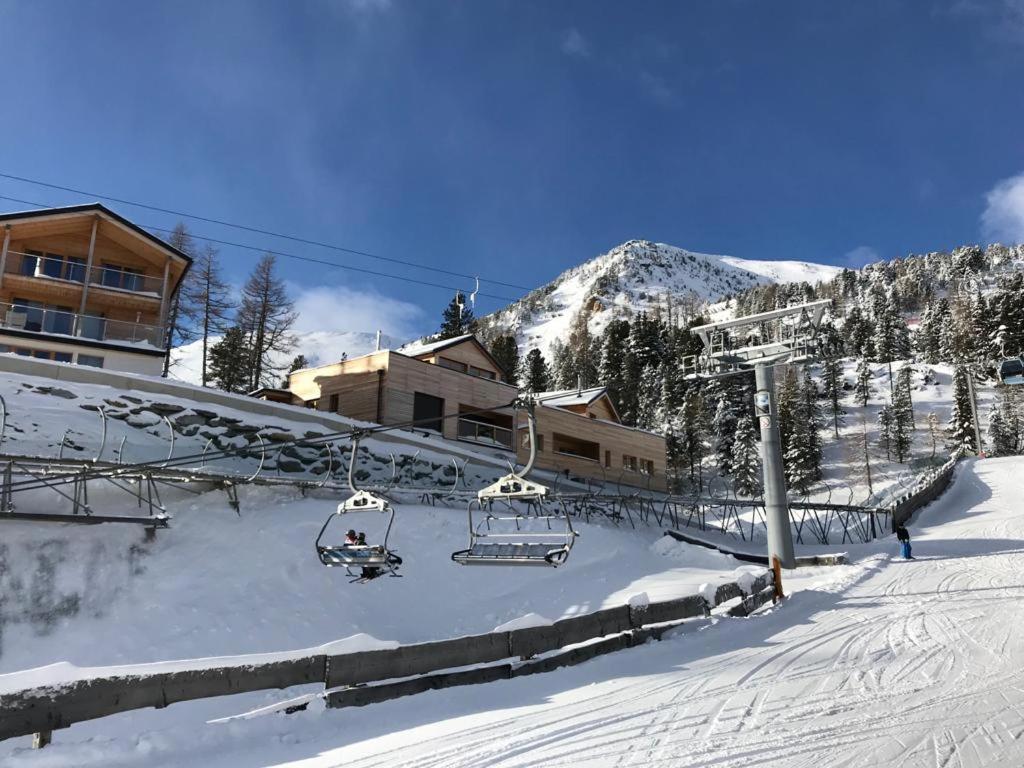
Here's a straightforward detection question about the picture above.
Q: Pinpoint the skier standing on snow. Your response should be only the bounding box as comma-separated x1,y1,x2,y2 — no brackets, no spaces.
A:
896,524,913,560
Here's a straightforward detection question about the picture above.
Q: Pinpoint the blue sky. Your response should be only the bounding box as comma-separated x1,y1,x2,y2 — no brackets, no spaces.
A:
1,0,1023,339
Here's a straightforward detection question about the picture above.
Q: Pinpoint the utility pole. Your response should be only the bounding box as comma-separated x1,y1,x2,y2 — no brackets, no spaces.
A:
754,363,796,569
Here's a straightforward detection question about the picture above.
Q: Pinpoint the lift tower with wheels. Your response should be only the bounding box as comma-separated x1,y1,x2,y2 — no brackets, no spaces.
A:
687,299,832,570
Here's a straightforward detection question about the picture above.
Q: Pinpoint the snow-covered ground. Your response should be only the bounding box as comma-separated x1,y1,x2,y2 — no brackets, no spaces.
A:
5,456,1016,766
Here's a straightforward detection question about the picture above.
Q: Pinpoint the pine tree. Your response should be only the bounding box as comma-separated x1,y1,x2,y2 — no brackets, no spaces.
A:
600,320,631,417
635,364,662,431
236,254,297,390
783,368,823,494
181,243,235,387
161,222,201,376
679,386,707,489
208,326,252,393
889,366,914,463
709,386,738,476
854,358,874,408
439,292,473,339
489,335,520,386
520,348,551,393
948,365,977,453
821,354,845,438
877,404,893,462
731,412,761,496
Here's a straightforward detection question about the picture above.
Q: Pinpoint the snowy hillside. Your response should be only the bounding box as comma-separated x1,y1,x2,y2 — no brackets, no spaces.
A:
476,239,841,356
169,330,400,387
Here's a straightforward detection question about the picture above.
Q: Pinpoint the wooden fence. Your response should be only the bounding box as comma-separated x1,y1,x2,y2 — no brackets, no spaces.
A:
0,570,775,747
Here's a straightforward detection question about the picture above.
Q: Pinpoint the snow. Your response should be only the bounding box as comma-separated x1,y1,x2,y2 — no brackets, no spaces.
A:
397,333,475,357
8,457,1021,766
534,386,608,408
492,613,553,632
720,255,844,285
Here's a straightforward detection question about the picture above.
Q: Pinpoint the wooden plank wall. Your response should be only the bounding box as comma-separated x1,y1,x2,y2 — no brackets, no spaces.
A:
523,404,667,491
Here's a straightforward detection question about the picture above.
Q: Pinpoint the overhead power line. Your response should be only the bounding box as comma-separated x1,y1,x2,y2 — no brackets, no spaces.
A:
0,193,520,302
0,170,531,291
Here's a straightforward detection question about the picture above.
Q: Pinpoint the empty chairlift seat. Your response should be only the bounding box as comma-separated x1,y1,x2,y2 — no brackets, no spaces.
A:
451,473,577,567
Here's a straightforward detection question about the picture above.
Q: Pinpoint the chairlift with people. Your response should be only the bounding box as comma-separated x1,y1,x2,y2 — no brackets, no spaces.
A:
315,436,402,583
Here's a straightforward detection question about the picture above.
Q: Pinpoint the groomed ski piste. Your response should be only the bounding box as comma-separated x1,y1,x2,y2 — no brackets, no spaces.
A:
4,453,1022,766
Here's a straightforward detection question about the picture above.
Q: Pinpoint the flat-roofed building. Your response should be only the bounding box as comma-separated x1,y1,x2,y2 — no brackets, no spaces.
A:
0,204,191,374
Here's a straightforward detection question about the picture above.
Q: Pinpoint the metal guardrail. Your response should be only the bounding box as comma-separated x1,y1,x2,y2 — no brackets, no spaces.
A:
0,570,775,746
4,250,165,296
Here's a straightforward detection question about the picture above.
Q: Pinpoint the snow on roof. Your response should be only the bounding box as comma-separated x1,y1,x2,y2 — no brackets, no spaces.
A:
398,333,476,357
534,386,608,408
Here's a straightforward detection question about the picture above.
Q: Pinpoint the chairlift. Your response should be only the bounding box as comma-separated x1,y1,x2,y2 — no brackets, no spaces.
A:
315,436,402,583
998,357,1024,386
451,401,577,567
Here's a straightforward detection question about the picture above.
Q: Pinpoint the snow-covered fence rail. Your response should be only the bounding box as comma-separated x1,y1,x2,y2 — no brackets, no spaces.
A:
0,570,774,747
887,448,963,531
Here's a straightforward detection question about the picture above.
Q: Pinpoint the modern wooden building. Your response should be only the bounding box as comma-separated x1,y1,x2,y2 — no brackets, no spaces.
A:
0,204,192,374
289,334,667,490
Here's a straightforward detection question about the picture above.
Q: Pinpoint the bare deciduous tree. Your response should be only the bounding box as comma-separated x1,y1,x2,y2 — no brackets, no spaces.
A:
237,253,296,390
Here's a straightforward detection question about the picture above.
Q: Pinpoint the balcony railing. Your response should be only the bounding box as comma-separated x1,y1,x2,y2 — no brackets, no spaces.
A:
456,417,514,450
3,251,165,297
0,301,165,349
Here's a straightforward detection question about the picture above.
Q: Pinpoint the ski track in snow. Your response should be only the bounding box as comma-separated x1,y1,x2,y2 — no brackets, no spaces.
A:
8,458,1024,766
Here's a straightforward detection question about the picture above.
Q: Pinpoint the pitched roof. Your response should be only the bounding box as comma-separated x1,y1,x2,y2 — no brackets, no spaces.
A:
398,333,476,357
533,386,609,408
0,202,193,265
398,333,510,380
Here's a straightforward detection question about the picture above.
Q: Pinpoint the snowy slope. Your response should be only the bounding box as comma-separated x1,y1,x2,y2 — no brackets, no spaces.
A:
169,330,399,386
476,239,841,357
23,457,1024,767
720,254,844,285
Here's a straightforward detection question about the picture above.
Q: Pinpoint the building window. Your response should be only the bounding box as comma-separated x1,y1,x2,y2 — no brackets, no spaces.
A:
604,450,611,468
436,357,468,373
520,430,544,452
553,432,600,462
468,365,496,380
329,393,340,412
20,251,40,276
639,459,654,475
412,392,444,433
76,354,104,368
623,455,638,472
54,352,73,363
100,264,145,292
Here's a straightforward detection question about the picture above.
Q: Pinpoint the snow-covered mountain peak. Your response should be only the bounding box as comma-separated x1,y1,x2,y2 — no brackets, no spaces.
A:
476,239,841,357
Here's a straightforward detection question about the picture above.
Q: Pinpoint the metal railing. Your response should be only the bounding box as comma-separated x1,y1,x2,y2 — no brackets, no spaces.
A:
456,416,513,450
3,251,165,297
0,301,164,348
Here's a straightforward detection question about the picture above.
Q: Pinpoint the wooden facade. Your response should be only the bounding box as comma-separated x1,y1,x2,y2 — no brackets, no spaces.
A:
289,336,667,491
0,204,191,374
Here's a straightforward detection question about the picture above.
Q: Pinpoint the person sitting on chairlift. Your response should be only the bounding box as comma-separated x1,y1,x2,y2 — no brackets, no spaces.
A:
345,529,358,546
357,532,382,579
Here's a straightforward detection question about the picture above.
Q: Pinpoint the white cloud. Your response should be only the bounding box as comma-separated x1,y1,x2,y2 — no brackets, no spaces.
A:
290,284,425,339
561,27,590,58
639,71,676,108
343,0,392,11
981,172,1024,244
842,245,880,267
